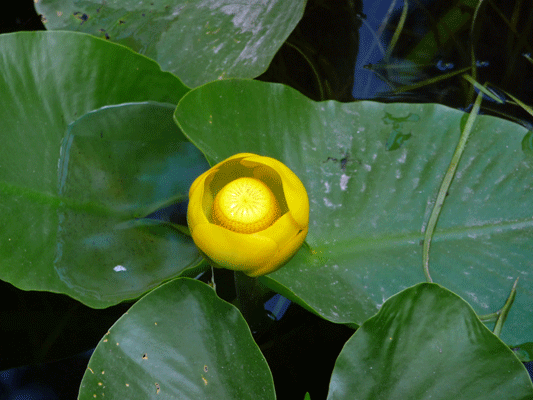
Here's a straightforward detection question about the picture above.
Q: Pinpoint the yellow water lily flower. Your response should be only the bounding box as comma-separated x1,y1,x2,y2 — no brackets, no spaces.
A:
187,153,309,277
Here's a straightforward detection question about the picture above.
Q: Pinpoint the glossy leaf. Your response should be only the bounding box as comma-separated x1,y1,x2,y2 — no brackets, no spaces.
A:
35,0,306,88
60,102,208,216
0,32,202,308
78,278,276,399
175,79,533,345
327,283,533,400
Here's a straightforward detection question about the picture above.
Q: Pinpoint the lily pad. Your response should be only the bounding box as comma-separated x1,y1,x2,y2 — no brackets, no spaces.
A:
175,79,533,345
327,283,533,400
79,278,276,399
35,0,306,88
0,32,201,308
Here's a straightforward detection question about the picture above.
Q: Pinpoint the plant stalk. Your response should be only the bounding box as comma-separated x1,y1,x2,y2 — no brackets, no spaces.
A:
422,83,484,282
234,271,265,332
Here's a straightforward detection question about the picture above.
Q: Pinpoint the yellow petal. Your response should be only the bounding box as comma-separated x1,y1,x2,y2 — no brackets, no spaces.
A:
187,171,210,228
211,153,255,170
248,213,308,276
191,223,278,275
260,212,300,247
221,152,257,162
189,153,255,198
241,155,309,229
188,167,213,199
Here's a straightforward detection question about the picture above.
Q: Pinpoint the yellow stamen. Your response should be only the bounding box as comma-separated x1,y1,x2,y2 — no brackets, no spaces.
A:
213,177,280,233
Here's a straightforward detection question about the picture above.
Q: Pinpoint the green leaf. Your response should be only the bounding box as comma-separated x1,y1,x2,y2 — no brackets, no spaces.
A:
327,283,533,400
0,32,200,308
60,102,208,216
175,79,533,345
35,0,306,88
78,278,276,399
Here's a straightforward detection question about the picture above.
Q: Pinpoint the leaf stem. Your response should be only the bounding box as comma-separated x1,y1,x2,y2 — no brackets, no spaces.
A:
422,84,484,282
492,277,519,338
478,312,499,322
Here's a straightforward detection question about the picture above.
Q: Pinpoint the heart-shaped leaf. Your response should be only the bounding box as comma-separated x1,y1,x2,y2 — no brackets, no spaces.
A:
0,32,201,308
175,79,533,345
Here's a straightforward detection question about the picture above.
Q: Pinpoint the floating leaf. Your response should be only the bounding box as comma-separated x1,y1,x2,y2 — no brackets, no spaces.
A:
327,283,533,400
175,79,533,345
0,32,201,307
79,278,276,399
36,0,306,87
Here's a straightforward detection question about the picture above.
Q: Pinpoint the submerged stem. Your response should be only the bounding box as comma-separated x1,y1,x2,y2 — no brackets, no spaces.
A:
285,41,325,101
234,271,264,330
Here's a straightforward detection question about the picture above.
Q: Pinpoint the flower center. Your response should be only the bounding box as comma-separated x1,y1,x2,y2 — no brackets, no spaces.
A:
213,177,280,233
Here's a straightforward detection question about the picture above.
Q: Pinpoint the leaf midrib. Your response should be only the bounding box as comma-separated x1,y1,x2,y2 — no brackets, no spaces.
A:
316,217,533,255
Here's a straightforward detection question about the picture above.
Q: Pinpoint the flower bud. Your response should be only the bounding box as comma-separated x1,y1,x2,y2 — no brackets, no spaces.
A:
187,153,309,276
